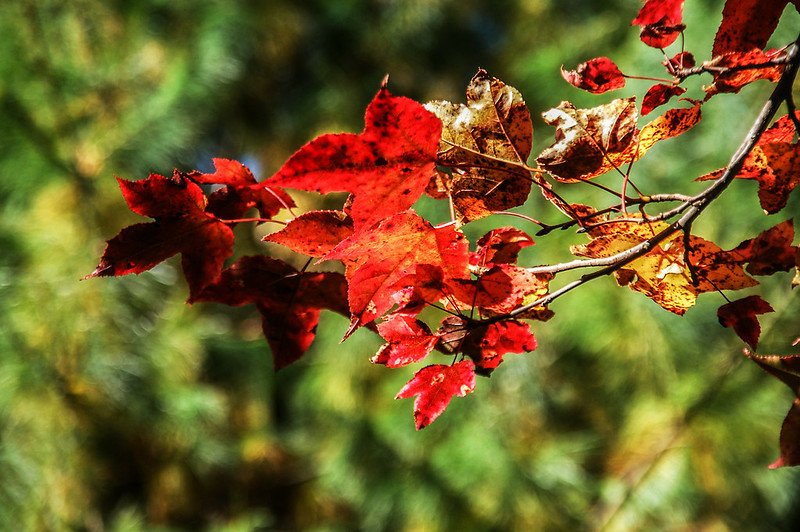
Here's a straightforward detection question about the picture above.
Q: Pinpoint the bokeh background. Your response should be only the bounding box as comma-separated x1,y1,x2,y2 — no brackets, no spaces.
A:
1,0,800,530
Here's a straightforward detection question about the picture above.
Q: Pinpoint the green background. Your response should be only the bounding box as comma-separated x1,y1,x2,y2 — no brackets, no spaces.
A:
1,0,799,530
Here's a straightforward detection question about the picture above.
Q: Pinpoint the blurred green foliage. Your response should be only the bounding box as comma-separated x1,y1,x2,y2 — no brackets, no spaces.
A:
1,0,799,530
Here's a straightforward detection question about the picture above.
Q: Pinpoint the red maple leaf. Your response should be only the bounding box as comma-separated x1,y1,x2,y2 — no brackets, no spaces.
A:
561,57,626,94
717,295,774,349
712,0,796,56
194,255,348,369
697,115,800,213
372,314,439,368
267,84,441,230
641,84,686,115
86,171,234,299
324,210,470,331
192,158,295,220
264,210,354,257
632,0,685,49
395,359,476,430
745,350,800,468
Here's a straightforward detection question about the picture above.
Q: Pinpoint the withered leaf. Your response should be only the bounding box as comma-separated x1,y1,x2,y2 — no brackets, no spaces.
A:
425,69,533,222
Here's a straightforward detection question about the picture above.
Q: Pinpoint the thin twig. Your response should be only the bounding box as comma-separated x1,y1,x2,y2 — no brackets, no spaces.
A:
486,34,800,322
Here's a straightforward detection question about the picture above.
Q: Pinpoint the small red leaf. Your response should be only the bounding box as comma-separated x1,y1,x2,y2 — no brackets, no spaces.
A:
437,317,538,375
717,295,774,349
395,359,476,430
264,210,354,257
193,158,295,220
641,84,686,115
561,57,626,94
662,51,696,74
372,314,439,368
632,0,685,49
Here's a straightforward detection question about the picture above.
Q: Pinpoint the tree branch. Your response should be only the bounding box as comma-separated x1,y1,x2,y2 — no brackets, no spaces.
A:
489,34,800,322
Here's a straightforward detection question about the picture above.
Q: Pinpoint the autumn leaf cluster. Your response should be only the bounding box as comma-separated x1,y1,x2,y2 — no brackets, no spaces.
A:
89,0,800,462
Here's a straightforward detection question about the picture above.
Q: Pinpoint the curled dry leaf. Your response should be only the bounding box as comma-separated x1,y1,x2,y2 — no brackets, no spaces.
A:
424,69,533,222
561,57,626,94
537,98,701,182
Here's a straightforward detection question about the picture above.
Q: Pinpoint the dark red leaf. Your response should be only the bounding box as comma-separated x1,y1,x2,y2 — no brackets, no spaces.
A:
372,314,439,368
632,0,685,48
727,220,797,276
195,256,348,369
87,172,234,299
704,48,787,96
561,57,626,94
641,84,686,115
395,359,476,429
770,399,800,469
264,210,353,257
717,295,774,349
268,85,441,230
712,0,792,56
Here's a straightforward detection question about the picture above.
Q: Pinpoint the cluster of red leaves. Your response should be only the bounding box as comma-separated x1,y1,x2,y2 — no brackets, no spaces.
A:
89,0,800,458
